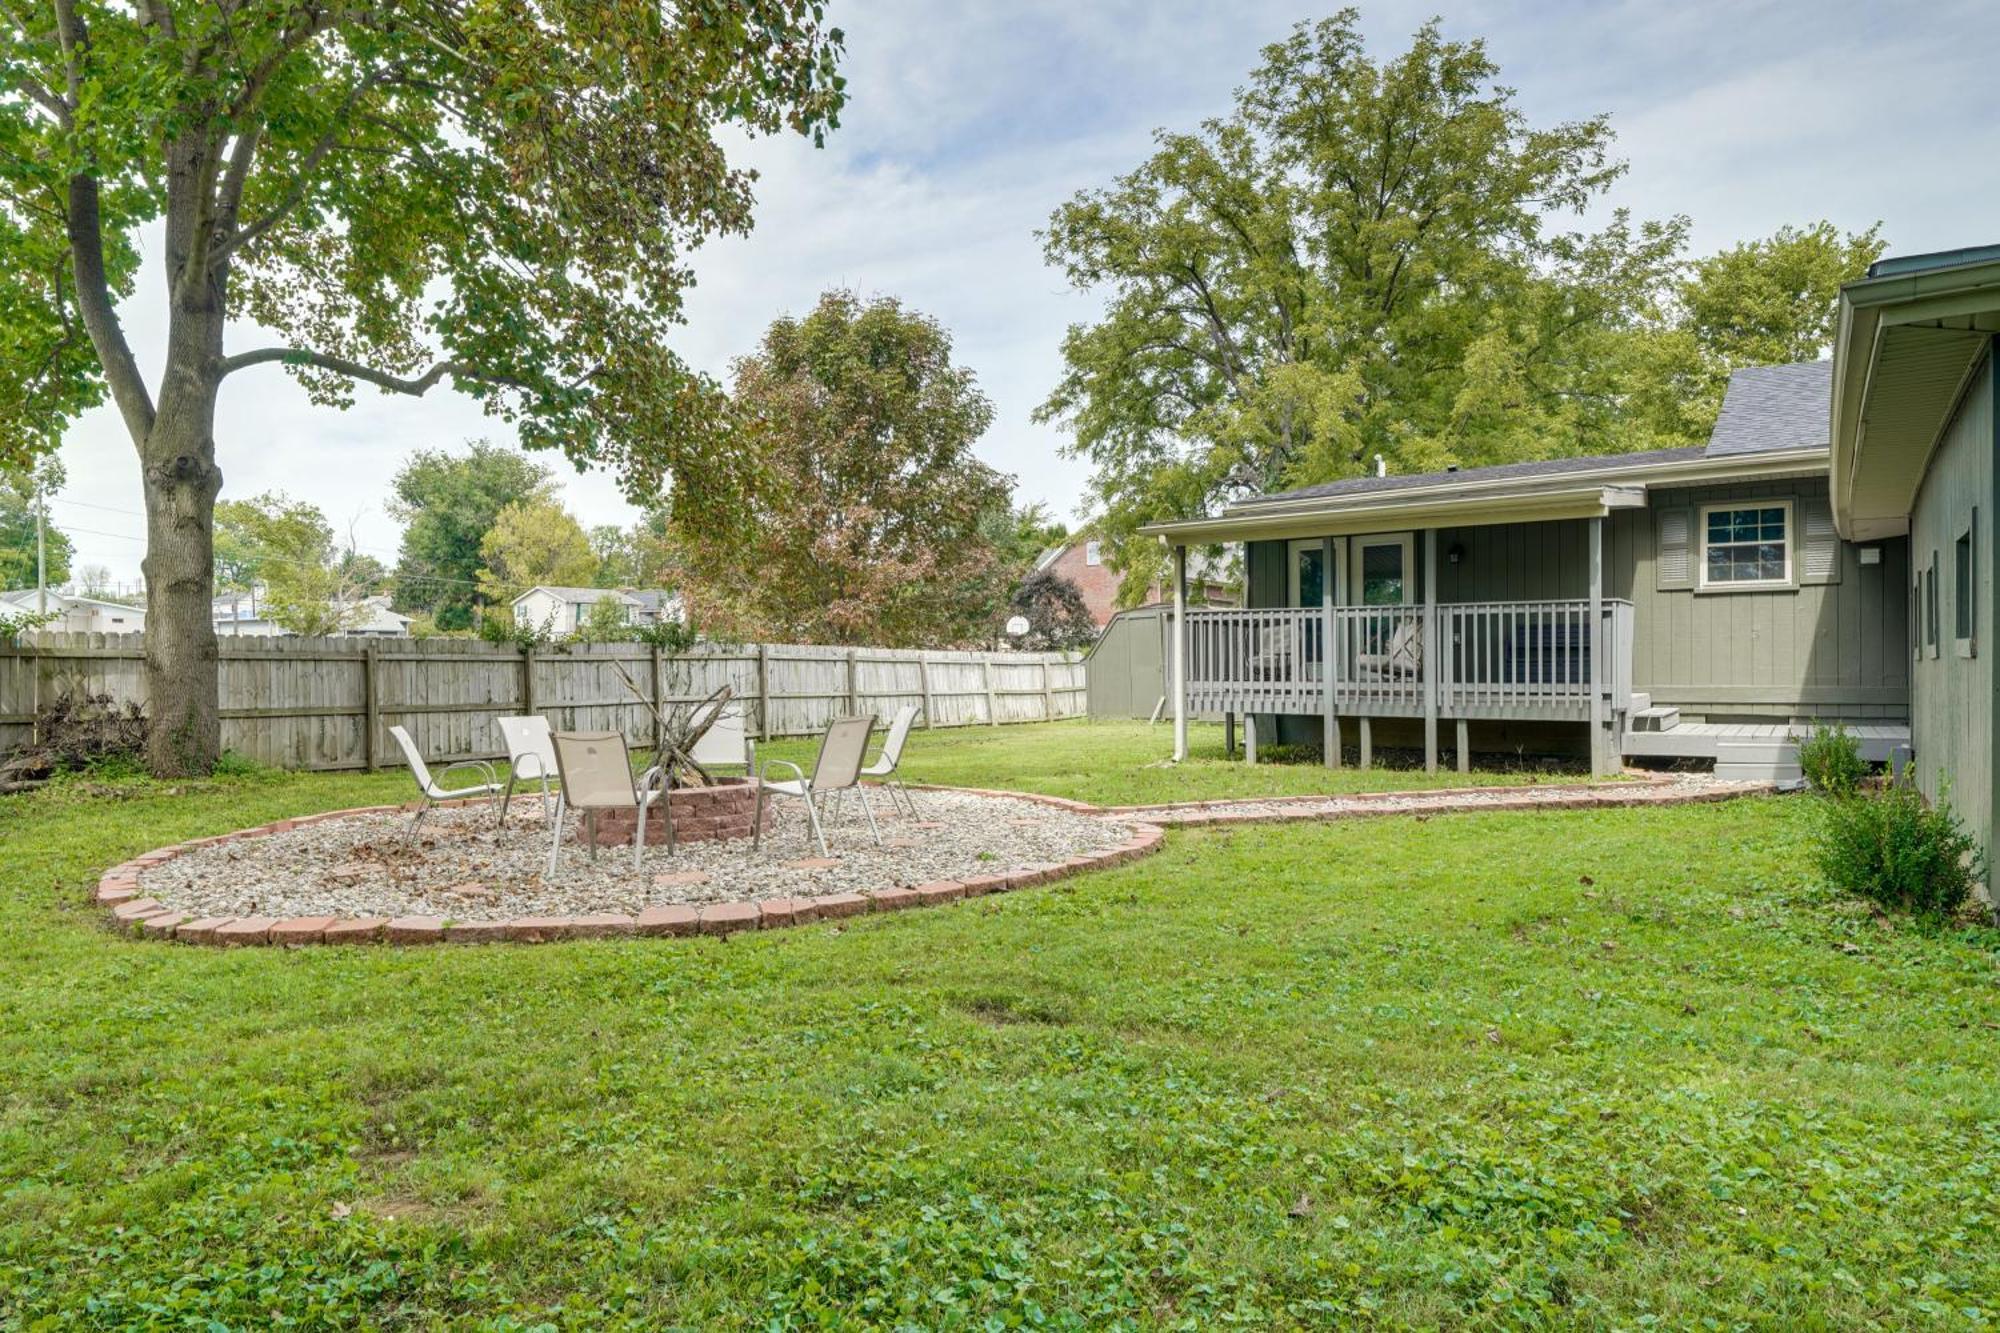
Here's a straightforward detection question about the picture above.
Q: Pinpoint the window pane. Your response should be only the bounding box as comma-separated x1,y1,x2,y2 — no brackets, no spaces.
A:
1708,511,1732,539
1296,548,1323,607
1956,532,1974,640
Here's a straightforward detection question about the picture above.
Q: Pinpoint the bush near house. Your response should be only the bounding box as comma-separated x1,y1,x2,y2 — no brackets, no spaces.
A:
1814,774,1983,918
1796,720,1866,797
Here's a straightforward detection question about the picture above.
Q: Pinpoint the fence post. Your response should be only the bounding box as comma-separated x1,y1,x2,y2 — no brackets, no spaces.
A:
755,642,771,739
917,652,934,727
845,647,859,716
522,645,537,718
983,655,997,726
1039,655,1054,721
649,641,664,750
363,641,380,770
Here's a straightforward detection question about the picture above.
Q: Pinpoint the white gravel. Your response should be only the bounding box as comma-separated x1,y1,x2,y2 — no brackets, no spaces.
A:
138,789,1144,921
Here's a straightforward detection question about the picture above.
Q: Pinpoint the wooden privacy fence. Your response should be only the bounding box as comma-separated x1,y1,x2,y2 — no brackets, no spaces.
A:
0,634,1085,772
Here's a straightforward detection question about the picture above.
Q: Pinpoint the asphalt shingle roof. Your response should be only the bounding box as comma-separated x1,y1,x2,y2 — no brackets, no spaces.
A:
1251,447,1707,504
1705,359,1831,457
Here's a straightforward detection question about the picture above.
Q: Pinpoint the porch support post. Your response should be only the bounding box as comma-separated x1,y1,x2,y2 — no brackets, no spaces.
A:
1588,516,1608,778
1456,718,1470,774
1422,528,1439,774
1359,717,1372,768
1321,535,1339,767
1171,542,1188,763
1245,713,1257,765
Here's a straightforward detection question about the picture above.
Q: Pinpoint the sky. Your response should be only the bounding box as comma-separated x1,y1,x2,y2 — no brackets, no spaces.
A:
48,0,2000,591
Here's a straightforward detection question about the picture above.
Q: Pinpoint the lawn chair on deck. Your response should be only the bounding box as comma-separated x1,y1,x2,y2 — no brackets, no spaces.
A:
545,730,670,877
389,724,502,843
754,715,880,857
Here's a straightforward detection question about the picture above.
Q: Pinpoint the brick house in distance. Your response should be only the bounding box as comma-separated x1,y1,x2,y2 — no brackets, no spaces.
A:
1034,534,1237,627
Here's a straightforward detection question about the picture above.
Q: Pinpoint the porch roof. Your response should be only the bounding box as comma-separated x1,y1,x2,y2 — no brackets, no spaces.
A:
1138,444,1828,545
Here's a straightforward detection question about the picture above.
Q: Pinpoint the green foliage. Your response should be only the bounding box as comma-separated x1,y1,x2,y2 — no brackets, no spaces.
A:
1815,775,1982,918
1037,13,1885,592
388,444,557,629
673,289,1015,647
4,747,2000,1325
213,491,360,635
1009,569,1098,651
0,459,72,591
1796,720,1867,797
474,498,598,606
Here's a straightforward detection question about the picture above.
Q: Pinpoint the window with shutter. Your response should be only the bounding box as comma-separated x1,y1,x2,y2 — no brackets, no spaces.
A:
1799,498,1841,585
1655,506,1693,590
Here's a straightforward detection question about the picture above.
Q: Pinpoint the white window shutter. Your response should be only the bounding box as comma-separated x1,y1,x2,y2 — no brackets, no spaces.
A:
1800,497,1841,584
1655,507,1693,590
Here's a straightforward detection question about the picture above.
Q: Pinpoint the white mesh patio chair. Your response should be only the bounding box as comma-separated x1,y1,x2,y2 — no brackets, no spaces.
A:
754,714,880,857
858,704,920,817
389,724,502,842
495,715,559,820
687,699,756,778
545,730,670,877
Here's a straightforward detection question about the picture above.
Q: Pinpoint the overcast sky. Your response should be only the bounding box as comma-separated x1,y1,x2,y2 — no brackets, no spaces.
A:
51,0,2000,589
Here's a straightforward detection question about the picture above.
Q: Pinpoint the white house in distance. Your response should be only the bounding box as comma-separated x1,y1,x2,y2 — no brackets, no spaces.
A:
1,589,147,633
509,585,682,635
211,592,412,638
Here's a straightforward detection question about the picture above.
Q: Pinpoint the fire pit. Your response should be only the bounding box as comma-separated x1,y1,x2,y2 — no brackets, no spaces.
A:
580,776,771,848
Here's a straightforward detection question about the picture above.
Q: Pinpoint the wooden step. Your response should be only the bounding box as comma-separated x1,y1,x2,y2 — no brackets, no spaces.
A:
1715,737,1801,783
1629,705,1680,732
1628,692,1652,714
1716,760,1804,783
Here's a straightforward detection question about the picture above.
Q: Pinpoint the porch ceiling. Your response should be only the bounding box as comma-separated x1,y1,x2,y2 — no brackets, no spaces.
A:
1140,484,1646,545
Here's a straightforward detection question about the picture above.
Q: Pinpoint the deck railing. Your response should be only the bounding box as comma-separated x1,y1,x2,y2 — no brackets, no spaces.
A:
1182,598,1632,722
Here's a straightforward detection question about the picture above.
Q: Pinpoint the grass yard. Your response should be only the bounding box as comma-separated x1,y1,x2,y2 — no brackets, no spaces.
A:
4,731,2000,1327
759,718,1599,807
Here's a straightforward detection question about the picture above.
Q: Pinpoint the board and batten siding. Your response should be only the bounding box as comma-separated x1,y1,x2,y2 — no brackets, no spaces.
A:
1241,473,1906,730
1611,473,1908,722
1907,351,1996,869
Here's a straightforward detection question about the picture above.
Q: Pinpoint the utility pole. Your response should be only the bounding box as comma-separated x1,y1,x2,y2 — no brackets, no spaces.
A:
33,469,47,615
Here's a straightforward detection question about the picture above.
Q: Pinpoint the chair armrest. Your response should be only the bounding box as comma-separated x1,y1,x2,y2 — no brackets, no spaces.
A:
757,757,806,788
437,759,498,792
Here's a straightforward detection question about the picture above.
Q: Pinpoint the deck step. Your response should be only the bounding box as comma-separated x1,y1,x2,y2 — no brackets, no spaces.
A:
1714,738,1803,783
1629,705,1680,732
1716,760,1805,783
1628,692,1652,714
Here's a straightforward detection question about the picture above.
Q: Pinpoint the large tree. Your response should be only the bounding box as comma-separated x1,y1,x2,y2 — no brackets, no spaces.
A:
387,442,558,630
673,290,1013,646
0,459,73,591
1037,11,1682,589
475,497,597,609
1,3,844,773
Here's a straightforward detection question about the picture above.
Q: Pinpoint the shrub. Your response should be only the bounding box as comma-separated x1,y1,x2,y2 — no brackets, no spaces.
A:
1814,774,1982,918
1796,720,1866,797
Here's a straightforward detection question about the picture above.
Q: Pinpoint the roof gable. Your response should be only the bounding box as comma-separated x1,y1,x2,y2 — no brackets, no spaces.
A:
1706,360,1831,457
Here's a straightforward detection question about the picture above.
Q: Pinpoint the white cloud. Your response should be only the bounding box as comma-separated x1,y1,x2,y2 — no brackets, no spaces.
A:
50,0,2000,588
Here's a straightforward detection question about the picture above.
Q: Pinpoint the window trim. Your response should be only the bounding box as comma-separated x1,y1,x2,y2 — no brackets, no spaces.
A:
1696,500,1795,592
1926,552,1940,659
1954,510,1978,658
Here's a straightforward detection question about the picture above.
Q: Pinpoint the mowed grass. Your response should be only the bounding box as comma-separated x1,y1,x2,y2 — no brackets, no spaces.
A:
3,740,2000,1327
759,718,1597,806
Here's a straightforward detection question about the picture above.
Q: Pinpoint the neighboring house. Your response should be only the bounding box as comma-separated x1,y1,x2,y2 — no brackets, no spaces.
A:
1829,243,2000,880
1033,536,1236,627
1143,352,1914,785
509,585,680,635
2,589,147,633
212,590,411,637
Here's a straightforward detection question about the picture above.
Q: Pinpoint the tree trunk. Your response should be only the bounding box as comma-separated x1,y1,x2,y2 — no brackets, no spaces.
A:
141,281,226,776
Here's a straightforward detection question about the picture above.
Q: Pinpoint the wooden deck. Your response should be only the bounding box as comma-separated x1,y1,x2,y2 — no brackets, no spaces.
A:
1619,720,1910,762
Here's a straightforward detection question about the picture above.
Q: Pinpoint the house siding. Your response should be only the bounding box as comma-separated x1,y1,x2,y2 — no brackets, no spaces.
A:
1611,474,1909,722
1907,353,1996,869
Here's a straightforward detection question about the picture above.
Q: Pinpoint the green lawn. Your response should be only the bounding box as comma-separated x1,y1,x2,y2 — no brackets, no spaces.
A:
4,737,2000,1328
759,718,1598,807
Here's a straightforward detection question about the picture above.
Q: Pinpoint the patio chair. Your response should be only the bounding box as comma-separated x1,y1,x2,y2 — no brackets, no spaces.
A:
545,730,671,877
858,703,920,817
1354,615,1422,679
754,714,880,857
389,724,503,842
687,699,756,778
495,715,559,820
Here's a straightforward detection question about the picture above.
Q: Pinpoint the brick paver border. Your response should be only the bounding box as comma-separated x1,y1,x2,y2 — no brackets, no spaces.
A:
92,775,1771,947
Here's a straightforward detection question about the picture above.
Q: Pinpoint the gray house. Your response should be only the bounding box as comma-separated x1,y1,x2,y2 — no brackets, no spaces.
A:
1830,244,2000,872
1142,345,1912,784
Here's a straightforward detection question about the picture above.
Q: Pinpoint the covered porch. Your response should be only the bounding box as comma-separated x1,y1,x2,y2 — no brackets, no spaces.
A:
1146,483,1648,778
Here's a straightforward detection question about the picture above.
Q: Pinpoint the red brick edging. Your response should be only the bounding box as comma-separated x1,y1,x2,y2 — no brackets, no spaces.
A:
92,775,1772,948
91,789,1166,948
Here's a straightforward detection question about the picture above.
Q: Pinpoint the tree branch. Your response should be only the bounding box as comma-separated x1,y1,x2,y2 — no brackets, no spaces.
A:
216,346,530,396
